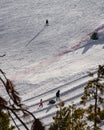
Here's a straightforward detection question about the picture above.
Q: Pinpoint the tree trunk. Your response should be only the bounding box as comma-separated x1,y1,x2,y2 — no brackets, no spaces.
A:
94,86,98,130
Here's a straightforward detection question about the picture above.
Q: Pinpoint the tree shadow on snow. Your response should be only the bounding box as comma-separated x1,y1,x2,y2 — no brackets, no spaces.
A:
46,104,53,113
80,31,104,54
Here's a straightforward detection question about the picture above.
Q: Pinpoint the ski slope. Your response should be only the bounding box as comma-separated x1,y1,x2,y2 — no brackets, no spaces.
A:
0,0,104,129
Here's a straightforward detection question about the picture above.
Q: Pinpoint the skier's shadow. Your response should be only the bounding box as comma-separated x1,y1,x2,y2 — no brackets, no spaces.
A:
46,100,56,113
25,25,47,47
46,104,53,113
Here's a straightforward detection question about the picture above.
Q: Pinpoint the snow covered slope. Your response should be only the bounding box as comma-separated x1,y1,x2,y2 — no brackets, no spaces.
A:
0,0,104,129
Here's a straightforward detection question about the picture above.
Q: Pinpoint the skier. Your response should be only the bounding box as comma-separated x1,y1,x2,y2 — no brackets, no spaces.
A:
39,99,43,108
46,19,49,26
56,90,60,101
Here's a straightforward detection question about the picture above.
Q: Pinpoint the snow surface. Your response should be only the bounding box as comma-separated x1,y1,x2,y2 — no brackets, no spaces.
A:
0,0,104,129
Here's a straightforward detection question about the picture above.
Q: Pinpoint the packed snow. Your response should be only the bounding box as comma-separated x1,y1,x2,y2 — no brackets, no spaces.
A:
0,0,104,129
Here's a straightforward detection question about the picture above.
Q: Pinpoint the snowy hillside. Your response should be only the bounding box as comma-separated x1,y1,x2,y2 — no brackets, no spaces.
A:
0,0,104,129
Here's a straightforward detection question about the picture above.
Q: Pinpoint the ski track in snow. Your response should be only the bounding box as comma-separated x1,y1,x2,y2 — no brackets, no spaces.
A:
14,72,98,129
14,75,90,128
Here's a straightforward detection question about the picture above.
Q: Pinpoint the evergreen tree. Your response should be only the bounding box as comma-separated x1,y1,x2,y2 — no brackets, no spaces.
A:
48,102,88,130
66,104,89,130
31,119,45,130
0,111,14,130
0,69,45,130
50,101,68,130
80,65,104,130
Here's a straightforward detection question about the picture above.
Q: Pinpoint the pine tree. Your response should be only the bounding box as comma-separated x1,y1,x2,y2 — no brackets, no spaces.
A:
66,104,89,130
48,102,88,130
0,69,45,130
31,119,45,130
51,101,68,130
80,65,104,130
0,111,14,130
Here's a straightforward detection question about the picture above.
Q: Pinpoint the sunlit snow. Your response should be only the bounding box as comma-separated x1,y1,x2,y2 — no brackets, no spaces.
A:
0,0,104,129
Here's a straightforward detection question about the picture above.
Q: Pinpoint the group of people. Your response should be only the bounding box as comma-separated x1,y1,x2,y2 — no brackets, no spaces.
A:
38,90,60,108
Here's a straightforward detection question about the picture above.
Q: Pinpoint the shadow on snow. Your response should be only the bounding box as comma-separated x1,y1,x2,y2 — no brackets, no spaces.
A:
80,31,104,54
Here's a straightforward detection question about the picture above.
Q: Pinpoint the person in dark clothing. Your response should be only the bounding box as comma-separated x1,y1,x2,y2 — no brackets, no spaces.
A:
56,90,60,101
46,19,49,26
